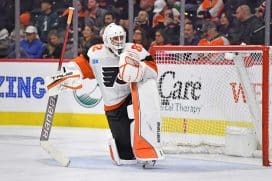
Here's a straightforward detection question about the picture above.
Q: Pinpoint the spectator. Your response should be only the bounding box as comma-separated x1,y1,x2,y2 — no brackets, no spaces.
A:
77,0,89,36
20,0,41,13
79,24,98,54
97,0,111,8
152,0,167,28
224,0,261,17
34,0,59,43
149,29,168,51
170,8,181,25
133,27,151,50
197,0,224,21
20,25,45,58
97,0,119,16
42,30,62,59
114,0,128,22
103,11,116,26
134,10,153,38
233,4,264,45
167,0,183,10
255,1,265,18
218,11,231,35
85,0,108,32
115,1,129,40
60,0,88,39
139,0,155,12
135,0,156,25
254,1,272,44
135,10,150,27
184,0,199,19
52,0,69,10
163,8,180,45
9,12,32,42
0,0,14,32
99,11,116,37
255,1,272,19
198,21,230,46
184,22,200,45
0,28,12,58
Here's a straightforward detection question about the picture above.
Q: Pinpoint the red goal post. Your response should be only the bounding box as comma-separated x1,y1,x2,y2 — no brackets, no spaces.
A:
150,45,271,166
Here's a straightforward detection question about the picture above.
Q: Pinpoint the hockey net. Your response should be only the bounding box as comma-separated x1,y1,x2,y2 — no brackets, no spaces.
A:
150,46,271,166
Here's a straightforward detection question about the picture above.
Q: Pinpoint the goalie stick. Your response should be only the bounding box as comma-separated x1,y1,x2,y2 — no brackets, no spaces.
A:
40,7,74,167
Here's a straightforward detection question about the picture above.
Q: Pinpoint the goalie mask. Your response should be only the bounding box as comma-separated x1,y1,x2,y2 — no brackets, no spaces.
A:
103,23,126,56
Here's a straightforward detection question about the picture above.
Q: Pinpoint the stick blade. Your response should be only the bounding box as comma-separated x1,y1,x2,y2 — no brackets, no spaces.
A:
40,141,70,167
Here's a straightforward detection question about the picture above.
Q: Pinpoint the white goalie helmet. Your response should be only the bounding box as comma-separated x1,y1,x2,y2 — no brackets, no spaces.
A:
103,23,126,56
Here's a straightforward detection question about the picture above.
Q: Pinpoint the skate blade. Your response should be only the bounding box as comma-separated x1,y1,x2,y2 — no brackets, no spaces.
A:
139,160,156,168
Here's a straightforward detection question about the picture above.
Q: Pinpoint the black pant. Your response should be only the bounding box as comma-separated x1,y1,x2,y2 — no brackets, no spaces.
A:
105,95,135,160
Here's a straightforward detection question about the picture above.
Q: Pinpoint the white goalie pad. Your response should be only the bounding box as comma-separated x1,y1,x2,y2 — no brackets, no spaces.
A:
131,79,164,161
108,138,137,166
108,137,121,165
46,62,83,96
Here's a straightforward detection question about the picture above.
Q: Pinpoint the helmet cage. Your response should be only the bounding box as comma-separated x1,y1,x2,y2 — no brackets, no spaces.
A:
103,23,126,56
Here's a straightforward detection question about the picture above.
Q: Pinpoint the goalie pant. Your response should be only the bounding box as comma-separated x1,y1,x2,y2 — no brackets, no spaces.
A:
107,79,164,163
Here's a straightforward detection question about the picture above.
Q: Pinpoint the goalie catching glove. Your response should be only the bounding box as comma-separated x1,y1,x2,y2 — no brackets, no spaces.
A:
45,62,83,96
119,51,145,82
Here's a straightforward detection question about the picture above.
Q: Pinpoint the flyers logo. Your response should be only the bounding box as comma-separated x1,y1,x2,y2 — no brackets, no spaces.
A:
102,67,126,87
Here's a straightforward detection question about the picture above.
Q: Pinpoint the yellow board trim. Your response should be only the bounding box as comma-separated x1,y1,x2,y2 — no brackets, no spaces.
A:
162,117,254,136
0,112,109,128
0,113,254,136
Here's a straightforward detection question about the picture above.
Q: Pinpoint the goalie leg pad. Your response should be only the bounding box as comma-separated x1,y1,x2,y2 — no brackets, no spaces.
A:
108,138,137,165
105,96,135,160
108,137,121,165
131,79,164,161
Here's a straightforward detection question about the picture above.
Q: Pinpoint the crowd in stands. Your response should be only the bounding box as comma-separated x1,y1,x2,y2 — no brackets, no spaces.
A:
0,0,271,59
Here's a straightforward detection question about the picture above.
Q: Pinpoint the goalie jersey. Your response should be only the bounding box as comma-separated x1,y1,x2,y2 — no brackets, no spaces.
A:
73,43,158,111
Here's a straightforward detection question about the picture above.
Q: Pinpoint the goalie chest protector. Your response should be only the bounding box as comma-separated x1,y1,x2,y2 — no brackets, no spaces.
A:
86,43,152,110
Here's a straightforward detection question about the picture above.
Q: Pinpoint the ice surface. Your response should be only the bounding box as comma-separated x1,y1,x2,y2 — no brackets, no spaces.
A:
0,126,271,181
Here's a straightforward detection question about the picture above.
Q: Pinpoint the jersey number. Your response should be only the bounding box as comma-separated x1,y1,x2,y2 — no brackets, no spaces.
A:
131,44,143,52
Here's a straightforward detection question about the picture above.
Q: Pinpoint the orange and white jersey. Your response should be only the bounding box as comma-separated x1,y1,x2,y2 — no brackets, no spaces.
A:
197,0,224,18
198,35,230,46
74,43,158,111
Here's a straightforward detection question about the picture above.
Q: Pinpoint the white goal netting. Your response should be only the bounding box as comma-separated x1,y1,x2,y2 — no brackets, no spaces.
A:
152,46,272,166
